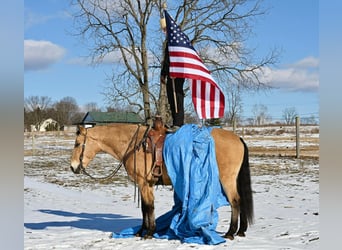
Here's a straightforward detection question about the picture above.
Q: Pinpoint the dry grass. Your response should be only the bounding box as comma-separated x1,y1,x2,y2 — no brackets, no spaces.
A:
229,125,319,160
247,143,319,159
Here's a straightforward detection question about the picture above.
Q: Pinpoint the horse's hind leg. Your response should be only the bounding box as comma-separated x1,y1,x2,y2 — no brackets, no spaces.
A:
223,183,240,240
237,212,247,237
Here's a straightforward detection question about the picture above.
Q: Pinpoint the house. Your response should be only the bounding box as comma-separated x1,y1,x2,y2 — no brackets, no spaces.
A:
77,111,144,127
60,125,77,132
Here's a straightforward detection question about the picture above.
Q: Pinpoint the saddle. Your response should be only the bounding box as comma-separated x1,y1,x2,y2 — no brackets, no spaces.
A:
145,116,167,182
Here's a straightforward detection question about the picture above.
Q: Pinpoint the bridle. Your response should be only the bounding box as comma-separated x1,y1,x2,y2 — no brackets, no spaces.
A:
77,124,150,181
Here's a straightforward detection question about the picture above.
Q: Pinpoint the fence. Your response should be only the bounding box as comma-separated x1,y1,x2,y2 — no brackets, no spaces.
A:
25,120,319,164
227,117,319,159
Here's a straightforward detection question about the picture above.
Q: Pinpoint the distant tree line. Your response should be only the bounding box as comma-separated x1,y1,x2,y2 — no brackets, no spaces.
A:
24,96,104,131
24,95,318,131
222,104,318,127
25,96,80,131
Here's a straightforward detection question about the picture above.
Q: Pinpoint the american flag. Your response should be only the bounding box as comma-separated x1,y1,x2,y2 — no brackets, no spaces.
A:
164,10,225,119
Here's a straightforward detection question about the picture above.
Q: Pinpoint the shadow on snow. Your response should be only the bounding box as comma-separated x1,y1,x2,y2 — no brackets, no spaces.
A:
24,209,141,232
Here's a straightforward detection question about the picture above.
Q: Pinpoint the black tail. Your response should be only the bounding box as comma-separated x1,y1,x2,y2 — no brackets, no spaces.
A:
237,137,254,225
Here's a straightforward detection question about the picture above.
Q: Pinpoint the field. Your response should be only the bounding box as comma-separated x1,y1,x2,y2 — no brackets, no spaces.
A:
24,124,319,249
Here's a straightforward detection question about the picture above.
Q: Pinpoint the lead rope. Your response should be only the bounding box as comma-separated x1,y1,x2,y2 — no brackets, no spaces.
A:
133,125,140,205
134,125,151,206
80,128,123,181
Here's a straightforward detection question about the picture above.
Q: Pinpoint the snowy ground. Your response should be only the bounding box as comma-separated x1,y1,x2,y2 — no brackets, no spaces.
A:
24,126,319,249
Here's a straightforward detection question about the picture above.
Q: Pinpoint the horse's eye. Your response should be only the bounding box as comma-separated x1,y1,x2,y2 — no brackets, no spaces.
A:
74,143,80,148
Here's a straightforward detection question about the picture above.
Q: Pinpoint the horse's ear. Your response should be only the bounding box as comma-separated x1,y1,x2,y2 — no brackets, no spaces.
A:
78,125,86,135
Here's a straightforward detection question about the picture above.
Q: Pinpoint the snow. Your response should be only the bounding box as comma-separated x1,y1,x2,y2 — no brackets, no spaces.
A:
24,127,319,249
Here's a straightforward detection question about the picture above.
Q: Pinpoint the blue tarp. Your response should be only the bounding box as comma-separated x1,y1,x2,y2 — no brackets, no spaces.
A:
112,124,229,245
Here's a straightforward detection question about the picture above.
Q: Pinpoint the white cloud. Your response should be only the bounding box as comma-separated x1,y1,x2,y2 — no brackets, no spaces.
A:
67,56,92,66
66,50,126,66
25,8,71,30
67,47,159,68
24,40,66,71
261,57,319,92
291,56,319,68
200,44,319,93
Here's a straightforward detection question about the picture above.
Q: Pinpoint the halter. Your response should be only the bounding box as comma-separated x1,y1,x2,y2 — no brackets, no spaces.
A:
78,124,150,181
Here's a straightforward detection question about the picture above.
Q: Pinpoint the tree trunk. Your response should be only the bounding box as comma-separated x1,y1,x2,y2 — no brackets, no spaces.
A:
158,81,171,125
142,83,152,126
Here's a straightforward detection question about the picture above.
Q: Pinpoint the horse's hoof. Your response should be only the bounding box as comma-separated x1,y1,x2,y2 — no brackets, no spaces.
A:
237,232,246,237
224,233,234,240
143,235,153,239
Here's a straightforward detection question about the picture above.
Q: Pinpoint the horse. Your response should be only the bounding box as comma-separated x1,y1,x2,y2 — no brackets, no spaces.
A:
70,122,254,240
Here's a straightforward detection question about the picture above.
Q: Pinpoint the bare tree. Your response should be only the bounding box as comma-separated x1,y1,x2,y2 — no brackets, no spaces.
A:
54,97,80,125
71,0,161,125
24,96,52,112
282,107,298,125
224,83,243,126
71,0,278,124
301,114,318,125
84,102,101,112
24,96,53,130
252,103,270,125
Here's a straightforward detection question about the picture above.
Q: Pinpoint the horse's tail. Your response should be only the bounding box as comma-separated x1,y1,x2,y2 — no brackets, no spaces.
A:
237,137,254,225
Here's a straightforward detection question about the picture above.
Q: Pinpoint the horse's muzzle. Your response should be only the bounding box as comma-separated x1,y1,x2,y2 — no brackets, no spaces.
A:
70,165,81,174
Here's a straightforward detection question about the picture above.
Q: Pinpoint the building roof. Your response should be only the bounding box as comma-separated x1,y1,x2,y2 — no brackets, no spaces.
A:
80,111,144,125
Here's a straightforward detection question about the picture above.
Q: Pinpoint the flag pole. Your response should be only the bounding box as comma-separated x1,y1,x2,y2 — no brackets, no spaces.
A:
171,77,178,113
160,3,178,115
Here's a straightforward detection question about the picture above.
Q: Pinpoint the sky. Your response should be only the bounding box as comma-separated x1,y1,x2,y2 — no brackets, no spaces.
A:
24,0,319,123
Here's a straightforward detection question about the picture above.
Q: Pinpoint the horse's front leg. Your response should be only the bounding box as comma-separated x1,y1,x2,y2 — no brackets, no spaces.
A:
135,200,146,237
136,184,156,239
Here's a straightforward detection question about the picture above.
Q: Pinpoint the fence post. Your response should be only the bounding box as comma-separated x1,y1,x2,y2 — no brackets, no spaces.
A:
295,116,300,158
32,131,35,156
232,118,236,133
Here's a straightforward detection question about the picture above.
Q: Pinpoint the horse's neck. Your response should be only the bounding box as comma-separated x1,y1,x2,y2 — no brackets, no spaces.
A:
96,124,144,160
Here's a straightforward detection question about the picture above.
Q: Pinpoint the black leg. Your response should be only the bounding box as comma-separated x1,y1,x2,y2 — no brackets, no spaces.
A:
237,211,247,237
224,205,240,240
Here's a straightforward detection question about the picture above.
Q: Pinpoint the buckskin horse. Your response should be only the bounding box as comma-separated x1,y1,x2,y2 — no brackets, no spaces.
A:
70,121,254,240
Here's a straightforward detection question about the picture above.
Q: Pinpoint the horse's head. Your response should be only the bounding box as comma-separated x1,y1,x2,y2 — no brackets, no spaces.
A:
70,125,99,174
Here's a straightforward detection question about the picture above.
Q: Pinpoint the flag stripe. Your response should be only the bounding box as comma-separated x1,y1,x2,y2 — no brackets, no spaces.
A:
169,47,211,75
170,62,210,75
209,83,215,117
169,51,202,63
169,68,216,86
190,79,225,119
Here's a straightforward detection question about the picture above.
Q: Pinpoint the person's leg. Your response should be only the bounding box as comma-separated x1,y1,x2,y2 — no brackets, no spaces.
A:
173,78,184,127
166,78,176,124
166,78,184,127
